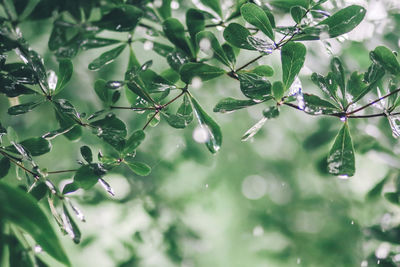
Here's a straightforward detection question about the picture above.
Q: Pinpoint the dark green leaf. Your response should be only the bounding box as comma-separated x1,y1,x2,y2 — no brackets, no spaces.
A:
62,204,81,244
30,182,48,201
0,157,10,178
62,182,80,195
164,94,193,128
180,63,225,84
80,146,93,163
186,9,205,52
124,159,151,176
54,59,73,95
238,72,272,100
53,99,82,124
222,43,236,66
124,130,145,154
213,97,258,113
73,165,98,190
93,5,143,32
330,57,346,101
272,81,284,100
8,101,42,115
190,95,222,153
200,0,222,18
94,79,112,104
311,72,339,104
0,183,70,265
223,23,255,50
302,93,340,115
81,38,121,50
241,3,274,41
251,65,274,77
163,18,194,58
327,122,355,177
88,44,127,70
290,6,307,24
7,137,52,157
91,114,127,151
196,31,231,68
270,0,309,10
367,174,389,200
166,50,190,71
370,46,400,76
347,71,367,102
281,42,306,90
157,0,172,20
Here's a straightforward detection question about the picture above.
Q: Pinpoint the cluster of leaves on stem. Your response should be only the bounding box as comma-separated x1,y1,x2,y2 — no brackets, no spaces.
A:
2,0,400,266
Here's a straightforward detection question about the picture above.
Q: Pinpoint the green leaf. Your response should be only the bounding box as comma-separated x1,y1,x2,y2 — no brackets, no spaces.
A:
294,5,366,40
124,130,145,154
196,31,231,68
290,6,307,24
0,183,70,265
53,99,82,124
163,18,194,58
327,123,355,177
62,204,81,244
311,72,339,104
272,81,284,100
54,59,73,95
241,106,279,141
222,43,236,66
223,23,255,50
73,165,99,190
189,95,222,153
347,71,368,102
281,42,306,90
241,3,274,41
186,9,205,53
93,5,143,32
251,65,274,77
270,0,309,10
200,0,222,18
81,38,121,50
0,157,10,178
8,101,43,115
180,63,225,84
94,79,112,104
91,114,127,151
238,73,272,100
157,0,172,20
80,146,93,163
124,158,151,176
88,44,127,71
330,57,346,102
20,137,52,156
302,94,340,115
213,97,258,113
164,94,193,128
370,46,400,75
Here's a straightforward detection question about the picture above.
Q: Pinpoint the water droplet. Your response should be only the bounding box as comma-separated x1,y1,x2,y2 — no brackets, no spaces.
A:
170,0,179,9
252,225,264,236
289,77,305,110
115,24,122,30
106,81,124,89
47,70,57,91
143,40,154,51
340,117,347,122
193,126,210,143
297,258,301,264
34,245,42,253
99,178,115,196
360,260,368,267
216,26,224,31
247,36,275,54
191,76,202,89
351,220,354,225
205,184,209,188
242,175,267,200
338,174,349,180
96,128,103,136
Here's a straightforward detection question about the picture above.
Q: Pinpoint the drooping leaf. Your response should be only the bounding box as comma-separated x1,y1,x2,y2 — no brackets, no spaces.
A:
54,59,73,95
93,5,143,32
196,31,231,68
180,62,225,84
88,44,127,70
238,72,272,100
223,23,255,50
241,3,274,41
62,204,81,244
327,122,355,177
370,46,400,76
241,106,279,141
91,114,127,151
200,0,222,18
8,101,43,115
213,97,258,113
0,183,70,265
190,95,222,153
163,18,194,58
0,157,10,178
73,165,99,190
281,42,306,90
124,158,151,176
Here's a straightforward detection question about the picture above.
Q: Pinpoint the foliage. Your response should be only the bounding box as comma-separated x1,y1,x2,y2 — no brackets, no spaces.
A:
1,0,400,266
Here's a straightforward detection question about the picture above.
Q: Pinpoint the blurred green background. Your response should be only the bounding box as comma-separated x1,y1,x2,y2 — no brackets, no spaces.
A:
2,0,400,266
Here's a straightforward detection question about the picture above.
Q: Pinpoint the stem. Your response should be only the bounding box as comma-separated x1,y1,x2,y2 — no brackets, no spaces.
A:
142,110,160,130
236,54,264,72
110,106,156,110
347,87,400,115
161,90,185,108
47,169,78,174
0,150,39,178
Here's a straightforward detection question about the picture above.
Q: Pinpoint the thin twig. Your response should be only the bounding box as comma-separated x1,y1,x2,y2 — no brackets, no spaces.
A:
142,110,160,130
47,169,78,174
0,150,39,178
